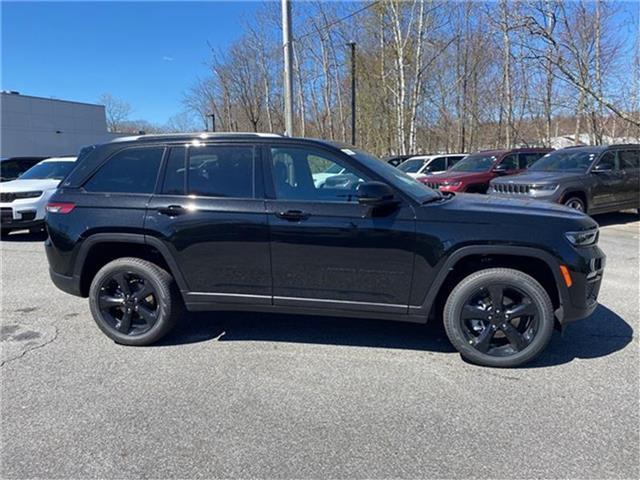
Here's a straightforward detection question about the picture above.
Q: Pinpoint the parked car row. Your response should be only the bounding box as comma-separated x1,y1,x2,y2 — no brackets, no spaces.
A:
396,144,639,215
0,155,78,235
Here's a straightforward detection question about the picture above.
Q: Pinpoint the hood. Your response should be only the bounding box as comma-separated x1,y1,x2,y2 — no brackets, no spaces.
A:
438,192,596,228
0,178,61,193
491,170,585,185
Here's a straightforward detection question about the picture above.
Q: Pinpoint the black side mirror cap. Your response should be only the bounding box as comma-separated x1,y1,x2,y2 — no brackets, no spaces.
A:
357,181,399,207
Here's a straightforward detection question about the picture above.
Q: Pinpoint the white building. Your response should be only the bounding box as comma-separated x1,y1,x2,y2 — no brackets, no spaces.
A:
0,91,120,157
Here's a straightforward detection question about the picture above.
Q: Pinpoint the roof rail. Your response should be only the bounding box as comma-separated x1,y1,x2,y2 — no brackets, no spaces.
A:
109,132,283,143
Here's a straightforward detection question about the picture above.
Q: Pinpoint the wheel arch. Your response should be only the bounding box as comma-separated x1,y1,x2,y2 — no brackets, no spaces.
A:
75,233,188,297
416,245,567,323
560,189,588,212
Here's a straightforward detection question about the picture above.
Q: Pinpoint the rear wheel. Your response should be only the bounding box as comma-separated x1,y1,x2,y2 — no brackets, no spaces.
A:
443,268,554,367
89,257,182,345
564,196,585,212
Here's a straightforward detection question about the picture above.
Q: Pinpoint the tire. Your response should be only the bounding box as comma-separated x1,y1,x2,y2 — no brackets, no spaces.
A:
564,196,586,212
443,268,554,368
89,257,182,346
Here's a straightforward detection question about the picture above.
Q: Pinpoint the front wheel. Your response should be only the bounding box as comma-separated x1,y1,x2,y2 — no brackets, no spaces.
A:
443,268,554,367
89,257,182,345
564,196,585,212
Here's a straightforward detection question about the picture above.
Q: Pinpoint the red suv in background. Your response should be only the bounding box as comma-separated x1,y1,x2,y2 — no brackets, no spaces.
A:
418,148,552,193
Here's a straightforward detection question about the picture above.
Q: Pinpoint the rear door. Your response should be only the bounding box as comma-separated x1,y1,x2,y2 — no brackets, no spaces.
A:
145,143,271,304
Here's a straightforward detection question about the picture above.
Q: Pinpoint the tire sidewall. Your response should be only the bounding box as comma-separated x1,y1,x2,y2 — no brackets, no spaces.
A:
444,269,555,368
564,196,585,212
89,259,175,346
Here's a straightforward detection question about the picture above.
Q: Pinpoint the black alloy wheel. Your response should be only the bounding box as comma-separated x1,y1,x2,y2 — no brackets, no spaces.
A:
89,257,181,345
97,271,159,336
459,284,538,357
444,268,554,367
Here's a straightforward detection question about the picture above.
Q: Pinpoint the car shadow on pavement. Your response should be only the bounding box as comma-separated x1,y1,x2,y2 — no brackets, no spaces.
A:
528,304,634,368
592,211,639,227
158,311,457,353
158,304,632,366
1,229,47,242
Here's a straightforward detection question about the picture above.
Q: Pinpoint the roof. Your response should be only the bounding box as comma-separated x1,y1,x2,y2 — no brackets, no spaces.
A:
109,132,284,143
40,156,77,163
0,91,104,108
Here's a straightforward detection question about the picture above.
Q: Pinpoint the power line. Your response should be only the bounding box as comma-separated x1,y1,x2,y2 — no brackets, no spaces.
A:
295,1,380,41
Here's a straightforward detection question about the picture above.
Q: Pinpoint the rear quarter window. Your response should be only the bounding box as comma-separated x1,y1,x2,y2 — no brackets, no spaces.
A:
83,147,164,194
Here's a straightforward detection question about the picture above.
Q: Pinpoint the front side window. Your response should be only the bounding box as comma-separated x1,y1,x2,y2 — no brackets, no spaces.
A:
447,156,464,168
428,157,447,171
500,154,519,170
270,146,369,202
84,147,164,193
188,145,254,198
519,152,544,169
596,152,618,171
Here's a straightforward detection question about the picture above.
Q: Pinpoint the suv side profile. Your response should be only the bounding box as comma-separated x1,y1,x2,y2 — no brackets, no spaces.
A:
419,148,551,193
489,144,640,214
45,133,604,367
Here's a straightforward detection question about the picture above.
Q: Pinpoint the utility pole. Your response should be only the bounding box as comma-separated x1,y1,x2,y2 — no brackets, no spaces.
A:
208,113,216,132
282,0,294,137
348,41,356,146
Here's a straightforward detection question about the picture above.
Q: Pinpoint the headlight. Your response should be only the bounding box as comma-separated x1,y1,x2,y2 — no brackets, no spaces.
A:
530,184,558,191
14,191,42,199
441,181,461,187
565,228,598,246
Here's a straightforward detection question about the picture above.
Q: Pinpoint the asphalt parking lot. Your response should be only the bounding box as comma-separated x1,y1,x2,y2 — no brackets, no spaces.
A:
1,212,638,479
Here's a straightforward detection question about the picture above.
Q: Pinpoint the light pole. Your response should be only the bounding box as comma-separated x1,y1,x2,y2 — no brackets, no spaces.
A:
208,113,216,132
347,41,356,146
282,0,294,136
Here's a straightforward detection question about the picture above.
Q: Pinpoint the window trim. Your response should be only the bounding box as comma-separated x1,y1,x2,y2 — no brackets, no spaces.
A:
81,145,167,195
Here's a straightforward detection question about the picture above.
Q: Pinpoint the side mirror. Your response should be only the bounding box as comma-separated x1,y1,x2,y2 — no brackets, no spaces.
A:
592,163,613,173
357,181,398,207
493,163,510,174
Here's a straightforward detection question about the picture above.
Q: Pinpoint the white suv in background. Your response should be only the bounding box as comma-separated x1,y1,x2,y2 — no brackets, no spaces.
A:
0,156,77,237
397,153,467,179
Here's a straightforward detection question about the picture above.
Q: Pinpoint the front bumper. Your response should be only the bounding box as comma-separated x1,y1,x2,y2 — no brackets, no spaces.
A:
558,246,605,324
0,195,48,229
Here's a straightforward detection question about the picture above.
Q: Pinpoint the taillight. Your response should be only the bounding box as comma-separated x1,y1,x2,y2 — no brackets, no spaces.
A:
45,202,75,214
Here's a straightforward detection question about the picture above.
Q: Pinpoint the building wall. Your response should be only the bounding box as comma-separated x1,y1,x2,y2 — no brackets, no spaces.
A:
0,92,120,157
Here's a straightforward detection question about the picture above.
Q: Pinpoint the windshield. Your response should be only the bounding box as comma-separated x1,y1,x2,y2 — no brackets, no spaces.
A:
19,161,75,180
343,148,440,202
529,151,597,172
398,159,426,173
449,154,497,172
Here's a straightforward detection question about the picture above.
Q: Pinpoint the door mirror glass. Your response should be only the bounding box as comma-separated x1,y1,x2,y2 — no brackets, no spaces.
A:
357,181,398,207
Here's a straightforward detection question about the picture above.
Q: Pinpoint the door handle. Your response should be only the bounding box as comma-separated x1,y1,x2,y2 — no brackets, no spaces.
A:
157,205,186,216
275,209,310,221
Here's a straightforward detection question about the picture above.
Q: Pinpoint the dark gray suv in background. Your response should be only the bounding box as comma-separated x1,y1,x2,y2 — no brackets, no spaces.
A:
489,144,640,214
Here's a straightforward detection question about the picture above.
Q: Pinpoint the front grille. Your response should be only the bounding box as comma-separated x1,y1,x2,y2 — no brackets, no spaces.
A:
0,193,16,203
493,183,531,194
424,181,441,190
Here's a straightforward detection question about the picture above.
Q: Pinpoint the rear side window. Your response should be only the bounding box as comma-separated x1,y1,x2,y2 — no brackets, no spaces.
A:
84,147,164,194
187,145,254,198
162,147,186,195
619,150,639,169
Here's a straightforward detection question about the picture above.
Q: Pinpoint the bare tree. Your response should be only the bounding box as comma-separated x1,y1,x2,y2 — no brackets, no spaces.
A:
99,93,132,132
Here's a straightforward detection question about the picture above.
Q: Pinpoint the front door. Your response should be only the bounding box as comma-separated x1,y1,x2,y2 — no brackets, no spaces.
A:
145,143,271,304
264,144,416,314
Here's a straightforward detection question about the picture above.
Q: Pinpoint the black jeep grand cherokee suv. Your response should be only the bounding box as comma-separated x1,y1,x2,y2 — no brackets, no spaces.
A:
45,133,605,367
